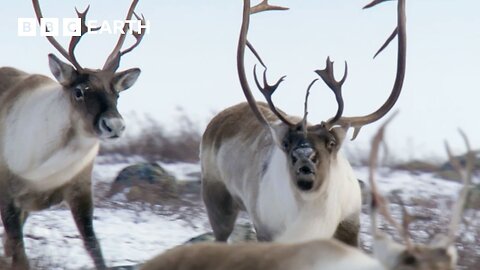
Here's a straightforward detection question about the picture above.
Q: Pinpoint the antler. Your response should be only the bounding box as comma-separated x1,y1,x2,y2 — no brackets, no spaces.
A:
319,0,407,140
368,111,414,250
33,0,144,72
445,129,474,244
251,0,289,14
237,0,290,128
68,6,101,70
302,79,319,134
32,0,100,70
253,65,293,126
103,0,146,72
314,58,348,126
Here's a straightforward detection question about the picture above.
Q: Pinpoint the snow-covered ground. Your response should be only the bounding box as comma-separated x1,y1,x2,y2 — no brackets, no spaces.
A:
0,159,478,269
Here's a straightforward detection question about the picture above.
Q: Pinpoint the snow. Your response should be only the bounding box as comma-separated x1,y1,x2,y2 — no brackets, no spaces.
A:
1,205,206,269
0,159,478,269
355,167,464,198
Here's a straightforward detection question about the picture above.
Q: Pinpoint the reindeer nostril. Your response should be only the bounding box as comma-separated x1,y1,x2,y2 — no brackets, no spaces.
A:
101,119,112,133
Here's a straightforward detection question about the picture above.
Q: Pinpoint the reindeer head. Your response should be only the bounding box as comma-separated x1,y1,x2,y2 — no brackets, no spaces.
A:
368,115,473,270
33,0,146,139
236,0,406,193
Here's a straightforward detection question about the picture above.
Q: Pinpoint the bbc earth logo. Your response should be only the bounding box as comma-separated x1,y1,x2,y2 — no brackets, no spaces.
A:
18,18,150,37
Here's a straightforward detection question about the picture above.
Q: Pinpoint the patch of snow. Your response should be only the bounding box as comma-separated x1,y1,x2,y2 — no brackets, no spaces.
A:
157,162,200,182
1,208,206,269
354,166,463,198
1,164,478,269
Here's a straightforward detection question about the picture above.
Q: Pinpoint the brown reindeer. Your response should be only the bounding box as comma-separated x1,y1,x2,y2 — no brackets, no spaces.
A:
0,0,146,269
200,0,405,246
140,107,473,270
364,115,470,270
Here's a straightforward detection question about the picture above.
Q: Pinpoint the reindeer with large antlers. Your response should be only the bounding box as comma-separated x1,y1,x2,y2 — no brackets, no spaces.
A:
141,106,472,270
200,0,406,245
364,116,471,270
0,1,146,269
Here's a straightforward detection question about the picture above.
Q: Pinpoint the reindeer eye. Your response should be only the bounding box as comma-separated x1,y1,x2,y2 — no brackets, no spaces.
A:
74,87,84,100
327,140,336,150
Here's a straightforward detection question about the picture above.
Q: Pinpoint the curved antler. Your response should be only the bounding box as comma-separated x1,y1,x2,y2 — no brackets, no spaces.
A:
314,57,348,126
445,129,474,245
253,66,294,126
33,0,99,71
320,0,407,140
33,0,145,73
368,111,414,250
237,0,291,128
103,0,146,72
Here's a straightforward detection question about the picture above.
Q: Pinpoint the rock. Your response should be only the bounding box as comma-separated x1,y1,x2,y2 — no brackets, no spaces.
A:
108,163,178,203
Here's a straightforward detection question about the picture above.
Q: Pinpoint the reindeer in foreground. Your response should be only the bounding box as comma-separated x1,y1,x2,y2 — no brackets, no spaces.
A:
364,116,472,270
140,112,473,270
0,0,146,269
200,0,406,245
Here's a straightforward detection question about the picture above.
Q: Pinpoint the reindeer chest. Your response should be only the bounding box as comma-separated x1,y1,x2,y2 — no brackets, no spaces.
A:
252,148,346,242
1,86,99,191
255,182,340,243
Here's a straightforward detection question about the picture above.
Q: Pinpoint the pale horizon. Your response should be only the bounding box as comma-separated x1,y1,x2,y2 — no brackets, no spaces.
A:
1,0,479,160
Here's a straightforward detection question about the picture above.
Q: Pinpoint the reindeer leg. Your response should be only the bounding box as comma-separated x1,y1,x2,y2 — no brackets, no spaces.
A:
334,214,360,247
202,180,239,242
1,200,29,270
65,169,106,270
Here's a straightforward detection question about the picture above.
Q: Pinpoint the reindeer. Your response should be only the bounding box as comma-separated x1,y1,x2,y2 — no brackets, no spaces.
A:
140,105,473,270
0,0,146,269
361,113,472,270
200,0,406,246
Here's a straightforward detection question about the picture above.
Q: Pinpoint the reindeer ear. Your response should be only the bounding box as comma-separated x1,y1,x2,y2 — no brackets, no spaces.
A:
113,68,141,92
373,234,406,269
429,235,458,266
328,126,347,152
48,54,77,86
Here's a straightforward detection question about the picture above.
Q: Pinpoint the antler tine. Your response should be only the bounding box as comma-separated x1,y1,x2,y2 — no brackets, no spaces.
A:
333,0,407,141
33,0,102,71
253,65,293,126
315,57,348,127
445,129,474,244
238,0,289,128
364,0,393,9
368,111,413,249
103,0,141,71
251,0,289,14
67,5,100,71
302,79,319,135
119,12,147,56
32,0,71,64
247,36,292,127
392,191,414,249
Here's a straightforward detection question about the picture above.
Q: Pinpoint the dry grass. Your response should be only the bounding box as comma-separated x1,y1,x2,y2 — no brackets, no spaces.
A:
99,113,201,163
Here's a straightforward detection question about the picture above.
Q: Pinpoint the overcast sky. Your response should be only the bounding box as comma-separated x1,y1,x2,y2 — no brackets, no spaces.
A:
1,0,479,161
